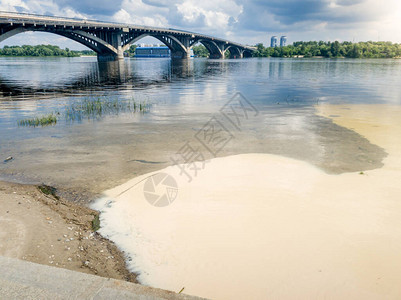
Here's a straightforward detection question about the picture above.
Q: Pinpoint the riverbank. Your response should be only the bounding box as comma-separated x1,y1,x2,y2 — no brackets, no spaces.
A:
0,180,136,282
1,103,400,298
92,103,401,299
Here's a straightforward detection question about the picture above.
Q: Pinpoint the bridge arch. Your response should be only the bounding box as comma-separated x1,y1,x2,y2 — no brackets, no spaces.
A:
225,45,243,59
0,26,118,59
191,39,224,59
0,27,27,43
243,50,253,58
121,33,190,59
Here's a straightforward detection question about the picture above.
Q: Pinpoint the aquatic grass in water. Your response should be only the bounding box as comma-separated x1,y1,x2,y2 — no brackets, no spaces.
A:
18,96,151,127
64,96,151,122
18,113,58,127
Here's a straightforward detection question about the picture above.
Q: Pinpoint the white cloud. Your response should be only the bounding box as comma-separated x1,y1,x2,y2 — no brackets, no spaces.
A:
1,0,401,49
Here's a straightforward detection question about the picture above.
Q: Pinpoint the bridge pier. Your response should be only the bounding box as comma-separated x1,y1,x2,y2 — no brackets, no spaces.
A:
171,49,192,59
97,54,120,61
97,31,124,61
112,32,124,60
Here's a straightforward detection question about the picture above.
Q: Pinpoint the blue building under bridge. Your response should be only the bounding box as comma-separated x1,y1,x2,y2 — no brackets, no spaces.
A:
135,46,171,58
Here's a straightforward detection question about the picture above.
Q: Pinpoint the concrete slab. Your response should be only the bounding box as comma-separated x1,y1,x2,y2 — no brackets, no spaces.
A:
0,256,205,300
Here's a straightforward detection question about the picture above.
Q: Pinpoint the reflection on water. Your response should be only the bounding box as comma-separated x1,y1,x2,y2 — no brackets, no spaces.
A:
0,58,235,99
0,57,399,201
2,57,400,104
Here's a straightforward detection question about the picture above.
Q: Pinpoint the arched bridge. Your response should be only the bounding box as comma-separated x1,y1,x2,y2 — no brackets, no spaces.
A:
0,11,255,61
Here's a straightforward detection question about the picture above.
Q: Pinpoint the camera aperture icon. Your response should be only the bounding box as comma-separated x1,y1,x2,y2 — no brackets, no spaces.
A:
143,173,178,207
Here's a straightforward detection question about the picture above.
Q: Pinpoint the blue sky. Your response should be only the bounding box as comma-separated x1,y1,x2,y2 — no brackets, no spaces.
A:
1,0,400,50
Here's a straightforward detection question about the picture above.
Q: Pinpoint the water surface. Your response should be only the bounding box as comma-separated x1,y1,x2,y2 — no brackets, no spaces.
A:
1,56,399,201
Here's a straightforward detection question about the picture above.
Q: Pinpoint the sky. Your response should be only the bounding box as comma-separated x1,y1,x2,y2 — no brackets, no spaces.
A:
1,0,401,50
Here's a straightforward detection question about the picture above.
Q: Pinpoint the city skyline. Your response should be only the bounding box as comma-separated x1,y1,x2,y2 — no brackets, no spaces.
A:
1,0,400,50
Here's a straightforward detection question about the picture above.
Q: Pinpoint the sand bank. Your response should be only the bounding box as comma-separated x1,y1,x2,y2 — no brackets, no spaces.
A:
93,104,401,299
0,181,136,282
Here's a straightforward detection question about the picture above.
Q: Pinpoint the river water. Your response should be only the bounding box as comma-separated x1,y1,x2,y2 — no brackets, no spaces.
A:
1,56,398,201
1,56,401,298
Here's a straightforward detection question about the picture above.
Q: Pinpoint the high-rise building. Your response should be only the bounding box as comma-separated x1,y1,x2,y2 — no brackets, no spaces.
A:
280,36,287,47
270,36,278,47
270,35,277,48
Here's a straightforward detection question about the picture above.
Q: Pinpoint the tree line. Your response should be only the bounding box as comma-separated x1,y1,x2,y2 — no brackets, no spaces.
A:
252,41,401,58
3,42,401,59
194,41,401,59
0,45,96,57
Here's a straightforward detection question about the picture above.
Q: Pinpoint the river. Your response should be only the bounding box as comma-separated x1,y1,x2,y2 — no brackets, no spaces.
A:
1,56,401,298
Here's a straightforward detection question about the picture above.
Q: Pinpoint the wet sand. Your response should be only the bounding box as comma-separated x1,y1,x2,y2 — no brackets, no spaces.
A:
93,104,401,299
0,181,136,283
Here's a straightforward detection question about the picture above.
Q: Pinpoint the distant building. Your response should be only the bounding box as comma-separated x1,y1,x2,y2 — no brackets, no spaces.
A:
270,36,278,47
135,46,170,57
280,36,287,47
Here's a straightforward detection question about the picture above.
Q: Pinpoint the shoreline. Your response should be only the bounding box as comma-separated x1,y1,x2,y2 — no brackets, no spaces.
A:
0,180,136,283
92,103,401,299
2,103,401,298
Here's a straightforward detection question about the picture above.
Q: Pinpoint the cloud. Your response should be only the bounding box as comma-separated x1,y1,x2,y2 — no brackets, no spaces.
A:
236,0,389,31
1,0,401,48
233,0,401,44
54,0,123,16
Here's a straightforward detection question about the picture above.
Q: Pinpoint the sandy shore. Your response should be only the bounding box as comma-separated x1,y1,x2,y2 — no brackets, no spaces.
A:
93,103,401,299
0,181,136,282
2,103,401,299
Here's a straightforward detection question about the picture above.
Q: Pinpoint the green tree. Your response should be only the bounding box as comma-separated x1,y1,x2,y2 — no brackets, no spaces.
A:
193,44,209,57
